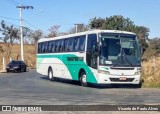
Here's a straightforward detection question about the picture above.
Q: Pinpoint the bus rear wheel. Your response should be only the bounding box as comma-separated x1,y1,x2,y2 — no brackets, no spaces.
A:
80,72,88,87
48,68,54,81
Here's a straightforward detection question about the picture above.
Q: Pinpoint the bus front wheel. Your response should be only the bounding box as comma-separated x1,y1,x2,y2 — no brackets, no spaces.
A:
80,72,88,87
48,68,54,81
134,82,142,88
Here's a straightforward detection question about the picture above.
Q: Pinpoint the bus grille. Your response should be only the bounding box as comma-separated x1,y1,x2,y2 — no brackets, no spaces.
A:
110,67,134,70
110,78,134,82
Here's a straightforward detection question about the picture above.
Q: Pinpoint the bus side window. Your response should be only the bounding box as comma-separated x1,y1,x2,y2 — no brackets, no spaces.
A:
74,37,80,52
42,42,45,53
68,38,74,52
55,40,59,52
59,40,62,52
38,43,41,53
64,39,69,52
43,42,46,53
79,35,85,51
87,34,97,69
48,41,54,53
48,41,51,53
59,40,64,52
44,42,48,53
51,41,55,53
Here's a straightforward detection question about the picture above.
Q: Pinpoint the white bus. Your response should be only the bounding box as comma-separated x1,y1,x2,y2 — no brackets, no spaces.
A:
37,30,142,87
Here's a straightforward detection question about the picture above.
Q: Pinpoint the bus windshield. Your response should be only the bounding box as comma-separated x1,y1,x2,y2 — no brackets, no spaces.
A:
99,33,141,67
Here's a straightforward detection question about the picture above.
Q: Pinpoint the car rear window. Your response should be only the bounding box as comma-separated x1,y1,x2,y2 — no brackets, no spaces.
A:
10,61,22,64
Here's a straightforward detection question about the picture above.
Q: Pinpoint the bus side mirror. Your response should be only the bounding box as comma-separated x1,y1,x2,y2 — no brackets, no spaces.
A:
97,42,100,53
92,43,100,57
92,45,97,53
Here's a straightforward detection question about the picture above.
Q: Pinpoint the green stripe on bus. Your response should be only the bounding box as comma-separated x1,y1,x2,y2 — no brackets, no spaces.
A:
102,67,109,70
36,58,44,69
37,54,97,83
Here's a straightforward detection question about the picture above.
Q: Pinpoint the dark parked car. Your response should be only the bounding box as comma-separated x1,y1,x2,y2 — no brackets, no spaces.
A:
6,60,27,72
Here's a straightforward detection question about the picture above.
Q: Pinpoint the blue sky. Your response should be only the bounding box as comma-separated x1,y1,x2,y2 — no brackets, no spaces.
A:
0,0,160,38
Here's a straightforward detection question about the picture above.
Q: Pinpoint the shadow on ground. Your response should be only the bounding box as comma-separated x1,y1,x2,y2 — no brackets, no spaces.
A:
40,76,141,89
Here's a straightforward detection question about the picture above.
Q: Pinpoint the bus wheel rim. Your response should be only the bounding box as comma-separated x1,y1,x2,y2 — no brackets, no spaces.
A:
82,74,86,83
49,71,52,79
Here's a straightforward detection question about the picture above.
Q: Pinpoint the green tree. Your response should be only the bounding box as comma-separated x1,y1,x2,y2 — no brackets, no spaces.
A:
139,39,148,53
29,29,43,45
23,27,32,44
0,20,19,44
0,20,20,59
89,15,150,54
47,25,60,37
142,38,160,60
89,17,105,29
134,26,150,40
89,15,150,40
104,15,135,31
150,38,160,54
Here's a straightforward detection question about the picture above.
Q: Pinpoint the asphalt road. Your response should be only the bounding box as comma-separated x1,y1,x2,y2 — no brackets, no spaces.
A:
0,70,160,105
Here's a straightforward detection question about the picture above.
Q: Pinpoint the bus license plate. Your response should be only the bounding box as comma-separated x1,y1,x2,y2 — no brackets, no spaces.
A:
119,77,126,80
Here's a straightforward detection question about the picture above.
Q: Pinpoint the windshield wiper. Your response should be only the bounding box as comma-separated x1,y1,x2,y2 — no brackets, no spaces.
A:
113,49,133,67
113,63,118,67
122,48,133,67
112,53,121,67
124,55,133,67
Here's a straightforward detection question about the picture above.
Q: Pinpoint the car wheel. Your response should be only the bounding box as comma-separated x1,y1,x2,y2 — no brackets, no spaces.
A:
18,68,21,73
134,82,142,88
24,67,26,72
80,72,88,87
48,68,54,81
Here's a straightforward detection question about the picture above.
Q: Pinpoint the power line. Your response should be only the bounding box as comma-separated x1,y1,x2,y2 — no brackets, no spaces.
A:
0,15,19,21
10,0,19,5
0,20,44,34
5,0,19,6
2,20,19,27
3,0,76,33
0,15,43,31
23,19,40,30
5,0,75,30
0,15,41,31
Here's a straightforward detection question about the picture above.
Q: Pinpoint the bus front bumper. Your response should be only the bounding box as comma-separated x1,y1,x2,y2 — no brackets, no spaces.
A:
97,73,141,84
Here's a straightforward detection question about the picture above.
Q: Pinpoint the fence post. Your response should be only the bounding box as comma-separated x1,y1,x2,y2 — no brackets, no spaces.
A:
10,57,12,62
3,57,5,70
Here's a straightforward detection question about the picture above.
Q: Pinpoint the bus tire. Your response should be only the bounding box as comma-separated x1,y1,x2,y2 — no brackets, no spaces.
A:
135,82,142,88
80,72,88,87
48,67,54,81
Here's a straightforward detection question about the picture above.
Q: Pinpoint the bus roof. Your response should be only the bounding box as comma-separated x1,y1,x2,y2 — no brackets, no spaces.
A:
38,30,136,43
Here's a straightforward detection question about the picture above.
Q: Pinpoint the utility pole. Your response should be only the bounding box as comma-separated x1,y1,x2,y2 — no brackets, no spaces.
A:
74,23,83,33
17,4,33,61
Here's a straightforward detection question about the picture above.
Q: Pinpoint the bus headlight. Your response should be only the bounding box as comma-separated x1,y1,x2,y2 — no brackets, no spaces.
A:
137,68,141,71
98,70,110,75
134,71,141,75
